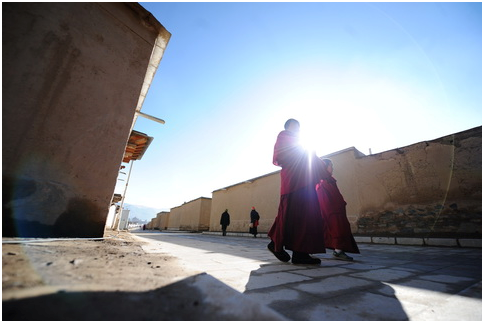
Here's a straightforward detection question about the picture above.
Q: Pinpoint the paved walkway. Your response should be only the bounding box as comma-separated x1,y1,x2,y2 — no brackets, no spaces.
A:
132,230,481,321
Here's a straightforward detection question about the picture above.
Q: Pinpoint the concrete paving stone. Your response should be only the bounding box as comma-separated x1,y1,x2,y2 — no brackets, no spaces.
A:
359,258,413,266
361,245,398,252
383,266,422,273
245,272,312,290
350,268,415,282
384,284,461,320
419,259,465,268
257,290,330,320
292,275,374,295
318,258,361,266
257,255,279,262
304,290,410,321
254,263,297,274
410,293,481,321
132,231,481,321
244,287,302,306
205,255,261,266
288,267,352,278
378,245,421,252
215,262,268,276
419,274,476,284
457,281,482,299
392,263,446,273
432,265,482,279
377,282,472,320
381,279,456,297
377,284,431,317
445,247,480,254
258,256,282,263
361,247,409,255
382,282,482,321
338,262,386,270
320,252,362,259
207,269,255,293
176,259,229,270
174,273,287,320
444,251,483,261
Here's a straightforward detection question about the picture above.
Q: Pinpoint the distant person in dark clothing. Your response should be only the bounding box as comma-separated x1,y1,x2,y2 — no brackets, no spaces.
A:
316,158,360,261
220,209,230,236
249,207,260,238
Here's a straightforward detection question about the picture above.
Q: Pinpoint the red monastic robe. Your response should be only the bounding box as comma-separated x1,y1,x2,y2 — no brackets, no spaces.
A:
316,177,360,253
268,130,330,254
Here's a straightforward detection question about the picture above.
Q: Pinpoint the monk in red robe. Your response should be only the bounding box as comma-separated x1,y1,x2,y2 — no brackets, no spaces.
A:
267,119,331,265
316,158,359,261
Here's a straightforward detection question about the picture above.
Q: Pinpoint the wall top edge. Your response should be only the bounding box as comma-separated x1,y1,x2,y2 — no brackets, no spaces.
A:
211,125,482,194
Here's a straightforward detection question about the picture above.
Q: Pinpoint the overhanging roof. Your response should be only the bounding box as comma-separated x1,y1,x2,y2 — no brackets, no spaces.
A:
123,130,153,163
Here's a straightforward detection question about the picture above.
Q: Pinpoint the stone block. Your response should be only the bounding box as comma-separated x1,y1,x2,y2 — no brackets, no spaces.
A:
372,237,396,244
424,238,458,247
354,236,372,243
458,239,482,248
396,237,424,246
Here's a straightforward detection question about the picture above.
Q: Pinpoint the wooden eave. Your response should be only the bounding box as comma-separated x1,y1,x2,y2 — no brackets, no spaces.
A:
123,130,153,163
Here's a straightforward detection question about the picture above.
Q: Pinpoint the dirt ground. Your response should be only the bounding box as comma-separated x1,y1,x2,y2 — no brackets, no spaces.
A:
2,230,199,301
2,230,284,320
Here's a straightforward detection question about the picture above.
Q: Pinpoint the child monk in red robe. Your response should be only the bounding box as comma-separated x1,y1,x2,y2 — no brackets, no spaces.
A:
268,119,331,265
316,158,360,261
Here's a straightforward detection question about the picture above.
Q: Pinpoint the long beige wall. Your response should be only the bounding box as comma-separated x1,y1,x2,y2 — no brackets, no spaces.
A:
156,211,170,230
178,198,212,231
2,3,170,238
210,172,280,233
208,149,361,233
207,127,481,238
146,218,157,230
355,127,481,237
167,207,181,230
199,198,212,231
150,212,167,230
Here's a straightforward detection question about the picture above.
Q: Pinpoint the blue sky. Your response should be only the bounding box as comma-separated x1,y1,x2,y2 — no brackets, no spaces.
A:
117,2,482,211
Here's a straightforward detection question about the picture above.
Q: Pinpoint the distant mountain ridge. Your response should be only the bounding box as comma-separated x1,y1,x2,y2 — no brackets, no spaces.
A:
123,203,165,222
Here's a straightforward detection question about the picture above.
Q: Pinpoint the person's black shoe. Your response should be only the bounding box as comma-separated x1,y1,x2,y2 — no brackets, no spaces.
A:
291,252,321,265
267,241,291,262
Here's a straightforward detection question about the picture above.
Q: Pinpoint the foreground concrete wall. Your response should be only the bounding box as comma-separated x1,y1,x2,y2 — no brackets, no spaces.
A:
2,3,170,237
206,127,481,239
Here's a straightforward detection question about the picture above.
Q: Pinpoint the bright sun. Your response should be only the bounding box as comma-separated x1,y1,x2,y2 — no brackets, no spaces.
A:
299,130,318,154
